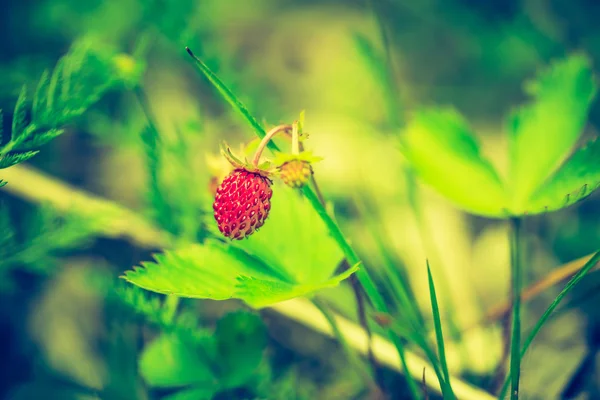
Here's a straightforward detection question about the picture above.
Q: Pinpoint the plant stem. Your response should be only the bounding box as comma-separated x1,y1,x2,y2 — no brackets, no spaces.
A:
508,217,522,399
497,249,600,398
350,273,384,390
302,185,422,399
251,124,292,167
313,299,379,393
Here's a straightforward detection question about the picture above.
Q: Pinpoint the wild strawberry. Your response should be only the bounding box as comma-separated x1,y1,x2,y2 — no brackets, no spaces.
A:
213,169,273,240
278,159,312,188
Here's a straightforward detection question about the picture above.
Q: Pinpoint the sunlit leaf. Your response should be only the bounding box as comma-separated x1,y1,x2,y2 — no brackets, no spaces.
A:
508,54,597,209
400,108,507,216
139,332,217,388
124,186,351,307
526,138,600,213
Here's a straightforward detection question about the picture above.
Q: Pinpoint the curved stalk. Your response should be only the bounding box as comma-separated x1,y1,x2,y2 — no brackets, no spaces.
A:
251,124,292,167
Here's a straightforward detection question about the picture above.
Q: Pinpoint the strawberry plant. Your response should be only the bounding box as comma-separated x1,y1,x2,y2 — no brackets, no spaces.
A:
2,2,600,400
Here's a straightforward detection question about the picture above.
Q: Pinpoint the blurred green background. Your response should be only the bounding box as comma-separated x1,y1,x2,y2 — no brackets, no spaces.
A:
1,0,600,399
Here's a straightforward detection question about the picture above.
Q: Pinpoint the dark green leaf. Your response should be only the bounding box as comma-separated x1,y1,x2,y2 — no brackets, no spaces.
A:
508,54,597,210
0,151,39,169
12,86,28,139
162,388,215,400
13,128,64,151
32,70,50,119
215,311,268,388
0,179,6,188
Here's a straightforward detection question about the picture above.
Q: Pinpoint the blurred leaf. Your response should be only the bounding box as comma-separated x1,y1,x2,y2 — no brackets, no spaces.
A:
162,388,215,400
508,54,597,209
124,186,351,307
527,138,600,212
0,179,6,187
214,311,268,388
6,382,98,400
400,108,507,216
139,332,217,388
12,86,28,139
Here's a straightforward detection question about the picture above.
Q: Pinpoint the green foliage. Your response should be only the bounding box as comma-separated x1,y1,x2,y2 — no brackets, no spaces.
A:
124,186,353,307
498,250,600,398
400,108,507,216
508,54,597,209
528,138,600,212
0,205,96,290
401,55,599,217
0,38,142,183
426,262,455,400
139,311,267,398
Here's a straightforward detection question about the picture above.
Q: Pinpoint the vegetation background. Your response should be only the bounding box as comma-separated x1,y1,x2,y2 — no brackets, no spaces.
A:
1,0,600,399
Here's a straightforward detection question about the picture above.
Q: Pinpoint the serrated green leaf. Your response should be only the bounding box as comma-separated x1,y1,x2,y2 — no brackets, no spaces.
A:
235,265,358,308
236,186,345,284
12,86,28,139
162,388,215,400
139,332,217,388
32,70,50,119
124,186,353,307
509,54,597,209
13,128,64,151
400,108,507,216
215,311,267,388
526,138,600,213
0,151,39,169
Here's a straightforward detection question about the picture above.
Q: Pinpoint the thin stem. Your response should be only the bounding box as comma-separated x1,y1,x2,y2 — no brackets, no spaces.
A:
350,274,385,391
302,185,422,399
498,250,600,398
291,120,300,155
313,299,379,393
508,217,522,400
251,124,292,167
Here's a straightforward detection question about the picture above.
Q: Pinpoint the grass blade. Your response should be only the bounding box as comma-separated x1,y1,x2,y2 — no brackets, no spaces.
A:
185,47,277,152
498,250,600,398
427,261,455,399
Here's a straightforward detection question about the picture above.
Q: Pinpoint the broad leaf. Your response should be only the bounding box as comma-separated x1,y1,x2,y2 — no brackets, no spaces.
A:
508,54,597,209
526,138,600,213
124,185,351,307
400,108,507,216
139,332,217,388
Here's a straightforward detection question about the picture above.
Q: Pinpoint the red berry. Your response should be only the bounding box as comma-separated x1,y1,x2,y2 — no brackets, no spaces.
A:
213,168,273,240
